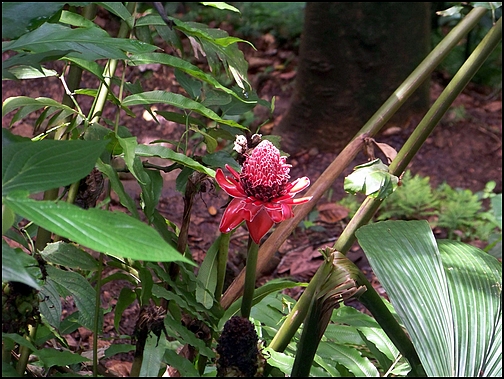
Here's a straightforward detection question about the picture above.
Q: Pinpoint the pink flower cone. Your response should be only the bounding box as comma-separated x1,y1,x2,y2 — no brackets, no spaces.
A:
215,140,312,244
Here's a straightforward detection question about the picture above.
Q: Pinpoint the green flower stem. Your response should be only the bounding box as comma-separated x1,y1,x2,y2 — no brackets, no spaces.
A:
215,232,231,301
240,238,260,319
219,6,488,310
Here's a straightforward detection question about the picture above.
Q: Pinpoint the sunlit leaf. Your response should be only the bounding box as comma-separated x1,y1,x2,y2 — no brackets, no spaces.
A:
344,158,399,199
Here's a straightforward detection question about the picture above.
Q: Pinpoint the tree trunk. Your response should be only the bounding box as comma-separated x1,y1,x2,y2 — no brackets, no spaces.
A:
276,2,431,153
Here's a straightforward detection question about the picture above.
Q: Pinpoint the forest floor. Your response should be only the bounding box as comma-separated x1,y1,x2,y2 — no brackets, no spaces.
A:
2,20,502,377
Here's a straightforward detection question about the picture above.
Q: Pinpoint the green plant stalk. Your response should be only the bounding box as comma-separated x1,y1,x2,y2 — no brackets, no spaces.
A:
391,16,502,177
268,259,333,352
33,4,98,251
90,2,136,126
335,14,502,255
215,232,231,301
240,238,259,318
16,324,37,375
329,14,502,375
219,6,488,310
356,272,425,376
290,296,324,377
92,253,104,376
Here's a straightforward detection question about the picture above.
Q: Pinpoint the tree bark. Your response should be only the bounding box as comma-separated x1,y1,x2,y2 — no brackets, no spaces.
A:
276,2,431,153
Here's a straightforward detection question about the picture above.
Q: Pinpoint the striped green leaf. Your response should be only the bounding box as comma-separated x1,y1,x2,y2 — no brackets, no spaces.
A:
356,220,502,377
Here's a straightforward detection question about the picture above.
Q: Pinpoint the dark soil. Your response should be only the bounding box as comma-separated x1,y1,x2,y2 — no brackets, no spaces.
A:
2,16,502,377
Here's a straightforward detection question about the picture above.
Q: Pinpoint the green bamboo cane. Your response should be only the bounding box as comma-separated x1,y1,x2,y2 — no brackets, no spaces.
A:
328,13,502,374
335,15,502,254
260,7,498,376
219,6,488,310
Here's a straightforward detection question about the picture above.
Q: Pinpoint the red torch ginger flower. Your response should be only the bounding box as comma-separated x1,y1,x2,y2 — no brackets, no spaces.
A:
216,140,312,244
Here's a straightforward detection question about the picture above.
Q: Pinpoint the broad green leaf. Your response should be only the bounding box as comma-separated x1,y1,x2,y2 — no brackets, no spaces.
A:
190,125,218,153
3,65,58,80
2,204,15,234
46,265,99,331
196,235,221,309
104,343,135,358
344,158,399,199
2,95,76,118
3,197,194,265
356,220,502,377
155,110,206,128
263,347,296,376
202,150,241,171
135,143,216,177
139,267,154,307
1,2,73,40
221,280,305,329
163,312,215,358
163,347,200,377
96,2,134,29
122,90,248,130
58,9,97,28
2,138,108,196
1,239,41,290
317,342,380,377
37,348,90,368
139,168,163,223
357,327,400,365
2,333,88,368
39,279,63,330
491,194,502,229
3,23,157,60
40,241,99,271
2,50,71,71
175,68,202,99
437,240,502,377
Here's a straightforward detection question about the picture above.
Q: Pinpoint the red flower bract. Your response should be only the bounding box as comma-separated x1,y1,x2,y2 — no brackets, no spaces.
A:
215,140,312,244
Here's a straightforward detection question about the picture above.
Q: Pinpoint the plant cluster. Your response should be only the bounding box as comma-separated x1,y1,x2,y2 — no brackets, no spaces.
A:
338,170,502,256
2,2,502,378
